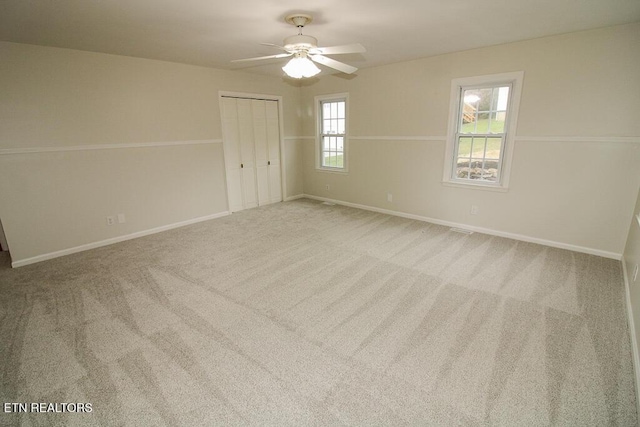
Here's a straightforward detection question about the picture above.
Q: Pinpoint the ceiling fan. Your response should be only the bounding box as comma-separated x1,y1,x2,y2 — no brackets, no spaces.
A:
232,13,366,78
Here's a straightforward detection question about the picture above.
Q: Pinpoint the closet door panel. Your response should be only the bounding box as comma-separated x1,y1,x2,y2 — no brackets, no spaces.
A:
221,98,244,212
221,96,283,211
237,99,257,209
252,100,270,205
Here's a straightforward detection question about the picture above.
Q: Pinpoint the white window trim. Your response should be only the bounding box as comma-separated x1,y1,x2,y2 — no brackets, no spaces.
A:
315,93,349,173
443,71,524,190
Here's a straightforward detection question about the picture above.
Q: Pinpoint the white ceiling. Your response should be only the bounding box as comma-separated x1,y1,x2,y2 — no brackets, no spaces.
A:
2,0,639,78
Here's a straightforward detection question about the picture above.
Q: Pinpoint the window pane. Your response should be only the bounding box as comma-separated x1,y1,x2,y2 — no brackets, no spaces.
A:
489,88,497,110
336,137,344,151
321,149,345,168
491,113,506,133
497,87,509,110
327,152,339,167
458,137,472,157
323,103,331,118
486,137,502,160
468,159,496,181
460,86,510,135
455,136,502,181
322,152,330,167
322,136,330,151
477,112,489,123
461,119,476,134
471,137,486,157
476,88,493,110
456,158,471,179
323,119,330,133
456,157,499,181
337,119,345,134
337,102,345,118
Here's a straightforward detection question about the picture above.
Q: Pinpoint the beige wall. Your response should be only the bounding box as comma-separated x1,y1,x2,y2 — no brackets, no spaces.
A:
284,138,305,198
300,23,640,256
0,42,302,264
2,23,639,263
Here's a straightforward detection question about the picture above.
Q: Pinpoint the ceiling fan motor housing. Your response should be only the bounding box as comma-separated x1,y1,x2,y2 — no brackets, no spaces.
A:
283,34,318,52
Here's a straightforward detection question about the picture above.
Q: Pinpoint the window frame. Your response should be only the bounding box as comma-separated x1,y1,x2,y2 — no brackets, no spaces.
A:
315,93,349,173
443,71,524,190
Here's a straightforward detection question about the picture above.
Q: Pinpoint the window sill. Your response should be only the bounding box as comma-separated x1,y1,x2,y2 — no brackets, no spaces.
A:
316,167,349,175
441,180,509,193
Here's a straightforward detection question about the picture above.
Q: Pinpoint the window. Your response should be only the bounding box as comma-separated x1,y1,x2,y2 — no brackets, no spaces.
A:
316,93,348,171
444,72,524,190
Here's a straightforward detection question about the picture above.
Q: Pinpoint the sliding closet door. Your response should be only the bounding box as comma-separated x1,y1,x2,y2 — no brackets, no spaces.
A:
221,95,283,212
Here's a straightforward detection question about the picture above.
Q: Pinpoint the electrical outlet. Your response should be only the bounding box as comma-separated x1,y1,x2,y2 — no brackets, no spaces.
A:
325,184,330,190
634,264,639,282
470,205,479,215
387,193,393,202
118,213,126,224
106,216,115,226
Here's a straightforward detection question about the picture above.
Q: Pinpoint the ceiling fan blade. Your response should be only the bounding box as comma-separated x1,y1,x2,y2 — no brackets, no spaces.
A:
310,54,358,74
260,43,289,52
310,43,366,55
231,53,292,63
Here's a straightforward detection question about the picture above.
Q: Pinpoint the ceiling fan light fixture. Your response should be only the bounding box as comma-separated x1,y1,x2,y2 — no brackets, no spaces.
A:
282,55,320,79
233,13,364,77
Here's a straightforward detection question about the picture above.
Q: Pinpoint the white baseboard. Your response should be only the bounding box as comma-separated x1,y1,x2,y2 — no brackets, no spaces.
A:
11,211,230,268
302,194,622,260
284,194,305,202
622,260,640,421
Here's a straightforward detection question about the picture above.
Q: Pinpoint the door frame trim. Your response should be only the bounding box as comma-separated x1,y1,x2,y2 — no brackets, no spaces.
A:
219,91,286,212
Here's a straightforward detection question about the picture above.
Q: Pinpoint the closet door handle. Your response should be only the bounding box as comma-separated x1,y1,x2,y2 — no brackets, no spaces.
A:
268,161,271,166
241,163,243,168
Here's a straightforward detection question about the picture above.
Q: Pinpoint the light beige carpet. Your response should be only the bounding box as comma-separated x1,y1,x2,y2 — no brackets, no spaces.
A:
0,198,637,426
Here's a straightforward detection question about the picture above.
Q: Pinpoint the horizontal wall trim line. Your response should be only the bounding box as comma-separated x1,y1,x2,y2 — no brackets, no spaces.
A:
302,194,622,260
11,211,230,268
351,136,446,141
295,135,639,144
515,136,639,143
0,139,222,155
284,136,315,141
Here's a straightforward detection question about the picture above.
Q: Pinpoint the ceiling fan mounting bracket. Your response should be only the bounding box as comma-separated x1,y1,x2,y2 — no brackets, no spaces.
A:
285,13,313,28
